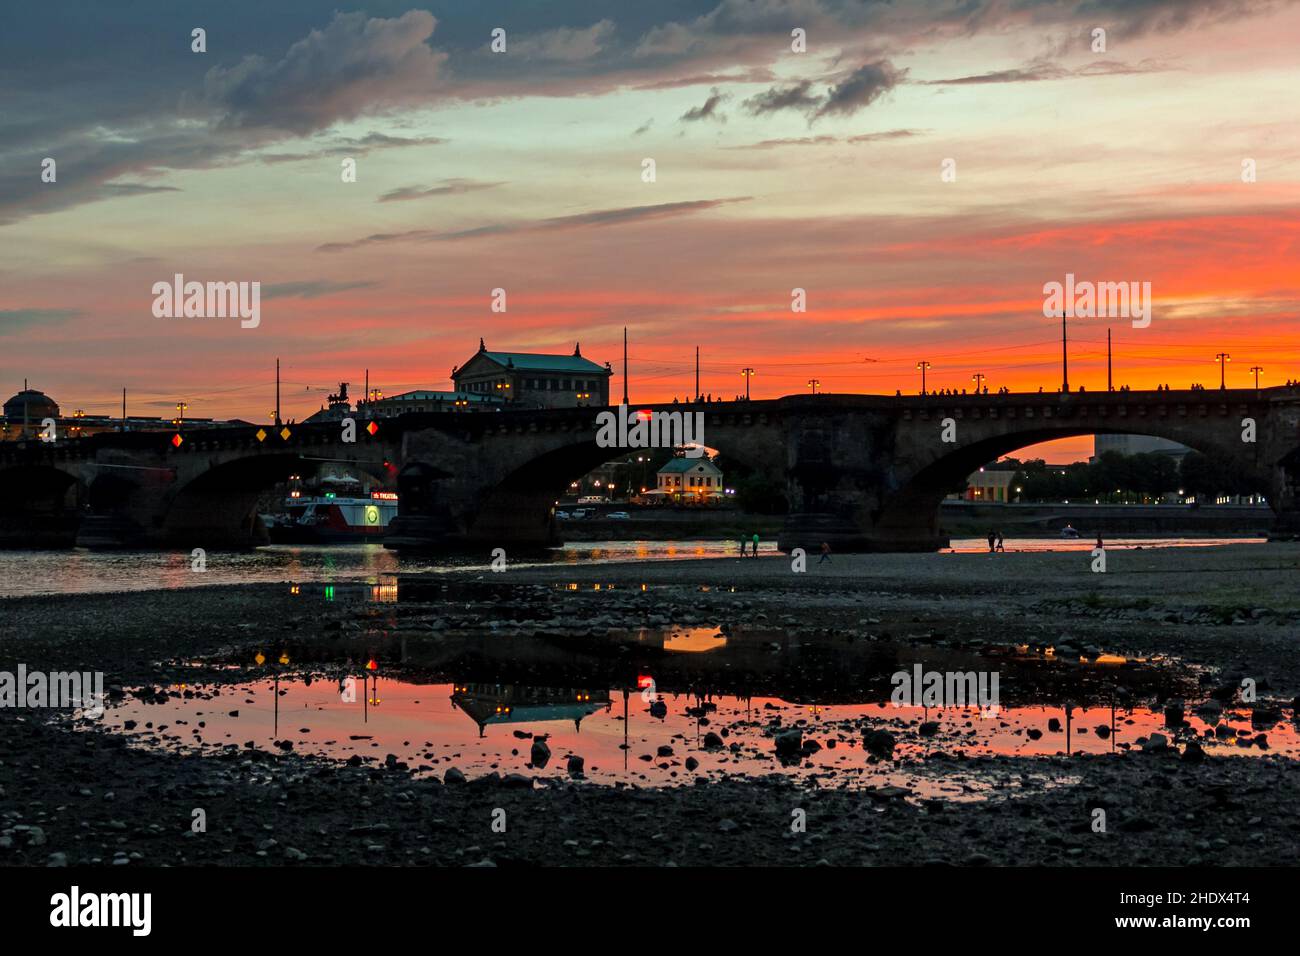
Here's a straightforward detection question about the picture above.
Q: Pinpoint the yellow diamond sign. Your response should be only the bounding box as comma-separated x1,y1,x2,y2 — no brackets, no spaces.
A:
279,427,292,441
255,428,267,442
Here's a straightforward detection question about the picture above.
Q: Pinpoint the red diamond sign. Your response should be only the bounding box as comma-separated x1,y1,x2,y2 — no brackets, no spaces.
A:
171,433,183,448
366,421,378,436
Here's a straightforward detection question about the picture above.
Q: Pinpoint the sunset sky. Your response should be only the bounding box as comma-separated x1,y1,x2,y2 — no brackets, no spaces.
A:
3,0,1299,461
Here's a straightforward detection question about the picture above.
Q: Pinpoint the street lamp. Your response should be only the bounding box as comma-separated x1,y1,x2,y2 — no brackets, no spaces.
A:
916,360,931,395
807,379,820,395
1215,352,1231,390
174,401,188,428
972,373,986,392
1250,365,1263,389
741,367,756,401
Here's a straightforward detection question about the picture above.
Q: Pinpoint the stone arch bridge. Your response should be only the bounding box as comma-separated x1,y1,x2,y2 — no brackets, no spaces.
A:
1,388,1296,552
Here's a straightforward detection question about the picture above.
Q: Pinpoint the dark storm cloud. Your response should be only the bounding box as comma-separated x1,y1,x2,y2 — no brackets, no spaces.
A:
377,179,505,202
201,10,448,134
742,60,903,121
0,0,1279,225
743,81,822,116
317,197,753,252
815,61,905,118
722,129,920,149
680,89,729,122
929,57,1173,84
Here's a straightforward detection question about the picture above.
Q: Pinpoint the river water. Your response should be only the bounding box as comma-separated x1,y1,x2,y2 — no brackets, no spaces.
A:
0,537,1266,598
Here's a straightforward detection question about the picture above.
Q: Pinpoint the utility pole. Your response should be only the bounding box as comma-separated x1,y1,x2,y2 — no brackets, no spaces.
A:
622,327,629,405
1107,327,1113,391
121,388,127,431
275,358,281,425
1250,365,1263,389
695,346,700,401
364,369,369,416
741,367,755,401
916,360,930,395
807,379,820,394
971,373,985,392
1216,352,1231,390
1061,311,1069,393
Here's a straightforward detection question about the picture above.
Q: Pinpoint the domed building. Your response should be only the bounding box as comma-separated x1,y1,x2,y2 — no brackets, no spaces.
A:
3,387,60,421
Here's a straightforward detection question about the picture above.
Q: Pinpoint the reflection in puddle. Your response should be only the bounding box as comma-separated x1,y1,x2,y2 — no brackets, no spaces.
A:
95,626,1300,803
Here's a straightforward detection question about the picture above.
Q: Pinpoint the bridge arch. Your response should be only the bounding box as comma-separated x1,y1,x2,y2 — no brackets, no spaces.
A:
388,418,785,551
872,418,1275,550
0,463,84,547
161,450,394,548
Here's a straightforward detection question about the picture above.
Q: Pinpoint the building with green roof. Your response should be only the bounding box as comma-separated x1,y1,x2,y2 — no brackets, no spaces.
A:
451,339,613,409
656,455,724,503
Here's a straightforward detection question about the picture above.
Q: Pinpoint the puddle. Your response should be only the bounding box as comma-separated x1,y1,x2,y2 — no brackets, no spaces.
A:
94,628,1300,803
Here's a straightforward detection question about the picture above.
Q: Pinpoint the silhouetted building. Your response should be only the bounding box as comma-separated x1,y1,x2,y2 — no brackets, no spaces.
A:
451,339,612,408
1092,434,1190,460
360,389,503,418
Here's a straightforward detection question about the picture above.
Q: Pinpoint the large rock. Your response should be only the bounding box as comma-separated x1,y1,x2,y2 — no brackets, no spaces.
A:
862,729,896,760
531,738,551,768
774,729,803,758
1164,700,1186,727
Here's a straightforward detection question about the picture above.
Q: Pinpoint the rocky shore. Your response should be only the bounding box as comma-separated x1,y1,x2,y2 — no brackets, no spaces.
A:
3,544,1299,867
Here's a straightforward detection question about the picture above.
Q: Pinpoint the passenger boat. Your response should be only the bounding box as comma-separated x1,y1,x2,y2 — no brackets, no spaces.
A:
264,475,398,543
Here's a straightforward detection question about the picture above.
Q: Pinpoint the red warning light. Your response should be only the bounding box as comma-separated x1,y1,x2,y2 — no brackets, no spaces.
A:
365,658,378,671
637,674,654,689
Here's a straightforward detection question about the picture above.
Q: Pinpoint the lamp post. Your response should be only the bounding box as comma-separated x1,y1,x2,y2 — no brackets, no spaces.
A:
741,367,756,401
916,360,931,395
1216,353,1231,390
174,401,188,429
1060,311,1069,393
1249,365,1263,389
972,373,986,392
807,379,820,395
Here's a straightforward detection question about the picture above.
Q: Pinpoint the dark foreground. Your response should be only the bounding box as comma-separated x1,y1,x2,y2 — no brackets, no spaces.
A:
3,545,1300,867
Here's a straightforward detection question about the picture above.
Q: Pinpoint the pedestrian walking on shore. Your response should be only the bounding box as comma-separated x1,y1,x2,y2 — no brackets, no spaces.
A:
1096,534,1104,550
751,532,760,557
995,531,1005,552
738,537,748,557
987,530,996,552
819,541,832,564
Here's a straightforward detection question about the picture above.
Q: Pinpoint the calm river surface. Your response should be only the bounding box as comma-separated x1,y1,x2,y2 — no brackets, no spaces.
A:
0,537,1266,598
